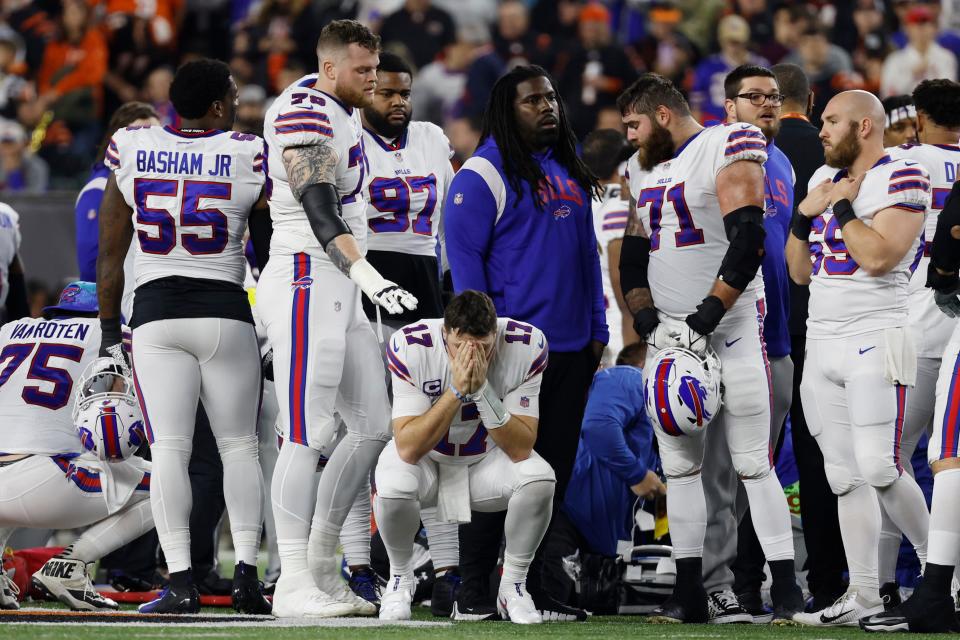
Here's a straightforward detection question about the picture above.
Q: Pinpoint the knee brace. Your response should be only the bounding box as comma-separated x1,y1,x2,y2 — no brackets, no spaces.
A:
513,454,556,490
216,434,260,463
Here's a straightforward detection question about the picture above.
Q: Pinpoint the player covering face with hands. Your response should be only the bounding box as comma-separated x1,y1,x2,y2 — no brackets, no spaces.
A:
374,290,556,625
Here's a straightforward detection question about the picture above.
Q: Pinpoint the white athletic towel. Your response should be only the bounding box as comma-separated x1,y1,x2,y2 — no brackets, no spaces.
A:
883,326,918,387
436,463,472,523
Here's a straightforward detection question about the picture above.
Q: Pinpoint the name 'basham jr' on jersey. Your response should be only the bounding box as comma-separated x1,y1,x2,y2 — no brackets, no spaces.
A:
387,318,548,465
627,123,768,323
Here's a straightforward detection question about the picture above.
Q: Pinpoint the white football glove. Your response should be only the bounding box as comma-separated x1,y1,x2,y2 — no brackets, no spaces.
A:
349,259,418,315
647,322,681,352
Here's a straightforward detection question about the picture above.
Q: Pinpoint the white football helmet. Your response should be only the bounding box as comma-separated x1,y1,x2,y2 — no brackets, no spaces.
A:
73,358,144,461
644,347,721,437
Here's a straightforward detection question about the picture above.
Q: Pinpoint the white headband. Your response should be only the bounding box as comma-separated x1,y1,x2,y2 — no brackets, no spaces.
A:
886,104,917,128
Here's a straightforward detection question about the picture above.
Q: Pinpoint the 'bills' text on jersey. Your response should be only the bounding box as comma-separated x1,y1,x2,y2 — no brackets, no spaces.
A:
627,123,768,322
388,318,547,464
363,121,454,257
265,74,369,260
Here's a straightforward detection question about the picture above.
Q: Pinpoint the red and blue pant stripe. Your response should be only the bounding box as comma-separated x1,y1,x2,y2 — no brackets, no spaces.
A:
289,253,311,445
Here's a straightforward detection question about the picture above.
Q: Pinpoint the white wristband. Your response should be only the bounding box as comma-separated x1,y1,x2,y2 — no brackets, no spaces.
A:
348,258,389,300
474,381,510,429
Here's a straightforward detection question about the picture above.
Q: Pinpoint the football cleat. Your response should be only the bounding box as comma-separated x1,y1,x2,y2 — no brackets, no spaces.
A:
793,589,883,627
649,594,709,624
138,584,200,614
770,579,804,624
310,555,376,616
231,562,272,615
707,589,753,624
348,567,382,610
379,574,414,621
497,582,542,625
271,569,355,618
533,592,588,622
736,590,773,624
430,568,460,617
0,568,19,610
861,581,960,633
31,557,118,611
880,582,902,611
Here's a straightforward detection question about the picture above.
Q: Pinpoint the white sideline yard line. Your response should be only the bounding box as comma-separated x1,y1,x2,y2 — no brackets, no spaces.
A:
2,619,453,628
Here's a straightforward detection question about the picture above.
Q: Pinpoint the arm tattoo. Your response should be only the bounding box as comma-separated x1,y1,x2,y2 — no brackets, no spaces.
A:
282,142,339,201
624,288,653,316
625,196,645,237
325,240,354,276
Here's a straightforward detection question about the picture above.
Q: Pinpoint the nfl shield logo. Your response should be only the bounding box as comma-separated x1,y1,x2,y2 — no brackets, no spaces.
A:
520,396,529,408
454,192,463,205
394,151,403,162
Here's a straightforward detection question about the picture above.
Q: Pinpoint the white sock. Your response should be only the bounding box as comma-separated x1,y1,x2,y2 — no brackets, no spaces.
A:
217,434,264,567
502,480,554,586
373,496,420,577
666,473,706,558
928,469,960,567
64,499,154,563
876,473,929,565
312,433,384,555
272,441,321,575
422,506,459,570
837,483,881,597
878,503,902,586
150,436,193,573
340,478,372,567
742,472,794,561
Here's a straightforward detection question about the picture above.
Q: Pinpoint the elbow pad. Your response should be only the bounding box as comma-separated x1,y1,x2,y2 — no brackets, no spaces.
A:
619,235,652,293
718,205,766,291
301,182,351,249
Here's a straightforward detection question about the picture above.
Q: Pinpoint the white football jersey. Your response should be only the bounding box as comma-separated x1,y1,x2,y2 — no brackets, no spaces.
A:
593,183,629,361
105,125,264,288
0,317,100,455
265,74,368,259
363,121,454,257
0,203,20,310
388,318,547,465
804,155,930,339
627,124,767,322
887,142,960,357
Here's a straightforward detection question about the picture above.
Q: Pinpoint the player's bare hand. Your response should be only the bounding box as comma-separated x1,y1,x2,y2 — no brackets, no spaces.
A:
631,470,667,500
372,284,418,315
469,341,490,391
830,173,864,205
451,341,475,396
797,179,833,218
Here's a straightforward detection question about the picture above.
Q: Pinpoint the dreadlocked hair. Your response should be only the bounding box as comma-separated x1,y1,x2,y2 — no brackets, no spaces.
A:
480,65,601,209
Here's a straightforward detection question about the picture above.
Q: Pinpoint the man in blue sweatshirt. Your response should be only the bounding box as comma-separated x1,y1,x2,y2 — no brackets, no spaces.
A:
444,64,608,621
700,64,797,624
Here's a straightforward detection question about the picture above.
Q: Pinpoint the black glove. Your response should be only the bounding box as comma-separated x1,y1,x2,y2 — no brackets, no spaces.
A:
632,307,659,340
99,317,131,374
685,295,726,336
926,263,960,318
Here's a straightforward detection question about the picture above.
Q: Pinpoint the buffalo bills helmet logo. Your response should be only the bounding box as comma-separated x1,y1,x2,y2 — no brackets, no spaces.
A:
291,275,314,290
553,205,571,220
60,286,81,302
678,375,713,426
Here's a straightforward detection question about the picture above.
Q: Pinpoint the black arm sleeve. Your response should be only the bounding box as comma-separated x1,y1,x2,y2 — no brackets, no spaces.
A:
619,235,651,295
301,182,351,249
718,205,766,291
248,206,273,271
930,181,960,273
4,267,27,321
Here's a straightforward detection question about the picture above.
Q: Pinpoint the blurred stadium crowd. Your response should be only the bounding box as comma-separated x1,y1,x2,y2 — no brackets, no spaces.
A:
2,0,959,194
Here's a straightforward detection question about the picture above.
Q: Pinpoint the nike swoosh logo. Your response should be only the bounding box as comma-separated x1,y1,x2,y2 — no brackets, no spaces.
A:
538,336,544,348
392,339,400,352
859,346,875,355
725,337,742,348
820,608,854,623
903,161,918,166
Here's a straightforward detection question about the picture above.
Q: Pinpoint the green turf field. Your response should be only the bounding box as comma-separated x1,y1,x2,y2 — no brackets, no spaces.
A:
0,607,949,640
